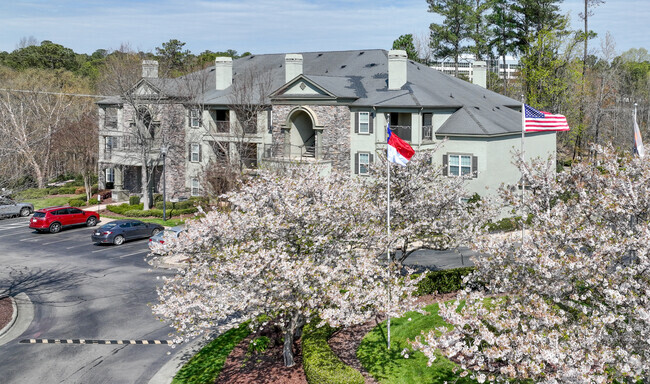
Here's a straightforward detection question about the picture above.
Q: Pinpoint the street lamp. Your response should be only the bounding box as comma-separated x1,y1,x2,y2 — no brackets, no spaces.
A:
161,145,168,221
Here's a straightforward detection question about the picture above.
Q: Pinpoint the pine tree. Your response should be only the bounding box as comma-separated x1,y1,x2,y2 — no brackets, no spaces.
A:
427,0,473,77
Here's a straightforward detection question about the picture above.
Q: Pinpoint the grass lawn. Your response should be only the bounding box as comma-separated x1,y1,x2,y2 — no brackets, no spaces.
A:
357,303,477,384
171,323,251,384
23,194,86,210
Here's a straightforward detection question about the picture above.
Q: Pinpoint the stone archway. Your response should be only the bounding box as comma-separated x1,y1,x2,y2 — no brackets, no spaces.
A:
287,109,316,158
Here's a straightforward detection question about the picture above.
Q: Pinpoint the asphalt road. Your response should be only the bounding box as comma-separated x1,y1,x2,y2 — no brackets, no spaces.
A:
0,216,182,384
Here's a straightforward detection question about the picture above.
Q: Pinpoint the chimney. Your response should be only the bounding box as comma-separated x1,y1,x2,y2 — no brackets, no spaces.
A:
388,50,407,90
142,60,159,78
472,61,487,88
215,56,233,91
285,54,303,83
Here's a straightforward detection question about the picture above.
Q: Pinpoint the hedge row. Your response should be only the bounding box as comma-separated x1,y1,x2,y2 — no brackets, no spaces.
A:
17,185,99,199
106,203,197,218
414,267,477,296
302,322,365,384
122,207,197,218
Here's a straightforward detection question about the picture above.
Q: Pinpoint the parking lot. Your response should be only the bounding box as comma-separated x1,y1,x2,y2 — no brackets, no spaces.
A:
0,215,180,384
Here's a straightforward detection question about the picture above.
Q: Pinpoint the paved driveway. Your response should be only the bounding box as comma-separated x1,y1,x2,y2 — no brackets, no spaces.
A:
0,216,181,384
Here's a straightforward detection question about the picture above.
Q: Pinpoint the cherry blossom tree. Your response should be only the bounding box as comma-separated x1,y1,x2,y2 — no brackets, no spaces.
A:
151,167,423,367
412,146,650,383
369,148,497,263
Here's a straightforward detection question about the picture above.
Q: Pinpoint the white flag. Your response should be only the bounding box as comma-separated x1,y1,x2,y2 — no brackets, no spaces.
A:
634,116,645,158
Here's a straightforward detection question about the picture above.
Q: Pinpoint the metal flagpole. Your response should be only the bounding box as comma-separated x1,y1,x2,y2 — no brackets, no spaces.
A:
521,96,526,244
386,115,392,350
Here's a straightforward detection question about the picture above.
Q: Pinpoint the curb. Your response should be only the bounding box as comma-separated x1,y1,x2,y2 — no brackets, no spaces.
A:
0,292,34,346
148,335,211,384
0,296,18,338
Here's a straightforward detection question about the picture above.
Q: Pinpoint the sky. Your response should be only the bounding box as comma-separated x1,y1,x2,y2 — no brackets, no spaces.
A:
0,0,648,58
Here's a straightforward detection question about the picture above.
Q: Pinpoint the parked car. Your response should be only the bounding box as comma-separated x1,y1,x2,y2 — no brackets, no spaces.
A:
30,206,99,233
0,197,34,218
92,219,164,245
148,225,186,253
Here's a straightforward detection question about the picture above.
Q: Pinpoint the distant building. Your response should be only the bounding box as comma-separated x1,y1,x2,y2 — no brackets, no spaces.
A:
430,56,521,82
97,50,552,201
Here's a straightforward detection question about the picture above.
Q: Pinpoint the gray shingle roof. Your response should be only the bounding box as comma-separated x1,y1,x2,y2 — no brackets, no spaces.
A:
100,49,525,136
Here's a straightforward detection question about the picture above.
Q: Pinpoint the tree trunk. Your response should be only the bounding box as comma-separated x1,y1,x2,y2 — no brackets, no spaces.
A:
84,174,91,202
141,162,150,210
283,330,295,367
282,313,306,367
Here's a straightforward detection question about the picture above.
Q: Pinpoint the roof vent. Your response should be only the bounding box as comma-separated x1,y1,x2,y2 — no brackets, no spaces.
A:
450,93,454,98
341,65,346,69
317,53,323,57
359,51,365,55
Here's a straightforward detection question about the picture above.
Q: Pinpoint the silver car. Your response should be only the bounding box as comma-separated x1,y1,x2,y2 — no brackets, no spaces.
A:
0,197,34,218
148,225,186,252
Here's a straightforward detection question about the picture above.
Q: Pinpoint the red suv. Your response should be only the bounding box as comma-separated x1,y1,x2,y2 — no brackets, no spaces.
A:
29,206,100,233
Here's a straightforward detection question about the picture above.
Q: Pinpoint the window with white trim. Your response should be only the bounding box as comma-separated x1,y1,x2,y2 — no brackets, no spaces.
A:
190,143,200,162
357,153,371,175
191,178,200,196
190,109,201,128
105,168,114,183
449,154,471,176
358,112,369,134
105,136,118,152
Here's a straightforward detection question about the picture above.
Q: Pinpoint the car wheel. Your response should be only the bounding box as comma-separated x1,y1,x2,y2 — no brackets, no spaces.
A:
20,207,30,217
151,228,161,237
49,222,62,234
86,216,97,227
113,235,125,246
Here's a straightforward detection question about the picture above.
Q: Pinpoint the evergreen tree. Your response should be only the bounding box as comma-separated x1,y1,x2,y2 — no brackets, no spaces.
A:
511,0,567,55
392,34,419,61
467,0,493,61
487,0,519,93
427,0,473,77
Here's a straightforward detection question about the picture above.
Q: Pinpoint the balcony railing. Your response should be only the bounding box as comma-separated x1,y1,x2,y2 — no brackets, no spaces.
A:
214,121,230,133
390,125,411,142
422,125,433,141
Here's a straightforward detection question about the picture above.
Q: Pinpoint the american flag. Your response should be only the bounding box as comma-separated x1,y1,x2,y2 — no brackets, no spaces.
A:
524,104,570,132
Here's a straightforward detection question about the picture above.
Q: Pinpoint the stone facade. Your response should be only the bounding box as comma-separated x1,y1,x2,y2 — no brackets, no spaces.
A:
271,104,351,171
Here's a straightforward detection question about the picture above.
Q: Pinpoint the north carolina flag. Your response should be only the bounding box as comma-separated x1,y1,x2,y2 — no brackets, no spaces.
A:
387,123,414,166
524,104,570,132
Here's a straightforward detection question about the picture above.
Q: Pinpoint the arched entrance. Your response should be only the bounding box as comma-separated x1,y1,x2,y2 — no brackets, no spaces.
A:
288,110,316,158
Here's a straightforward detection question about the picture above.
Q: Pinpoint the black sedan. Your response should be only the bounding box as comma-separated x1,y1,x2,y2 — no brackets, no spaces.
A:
91,219,164,245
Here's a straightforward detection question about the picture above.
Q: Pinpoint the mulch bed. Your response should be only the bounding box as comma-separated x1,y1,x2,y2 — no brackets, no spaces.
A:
0,296,13,331
215,293,459,384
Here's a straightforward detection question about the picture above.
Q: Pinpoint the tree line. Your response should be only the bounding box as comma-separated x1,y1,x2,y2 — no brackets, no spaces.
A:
393,0,649,161
0,39,246,193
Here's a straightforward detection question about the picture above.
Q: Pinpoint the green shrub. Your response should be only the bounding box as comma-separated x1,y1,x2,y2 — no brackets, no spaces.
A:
107,203,143,215
415,267,476,296
54,186,79,194
88,198,99,205
48,187,60,195
16,188,49,199
153,193,163,203
247,336,271,354
68,199,86,207
129,195,140,205
302,322,365,384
